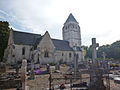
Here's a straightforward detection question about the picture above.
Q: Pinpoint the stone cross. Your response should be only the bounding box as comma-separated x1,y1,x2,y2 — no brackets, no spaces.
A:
92,38,99,63
21,59,27,90
90,38,106,90
74,53,78,78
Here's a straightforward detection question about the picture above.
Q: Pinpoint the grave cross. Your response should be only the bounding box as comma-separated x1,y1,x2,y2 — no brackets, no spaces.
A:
90,38,106,90
92,38,99,62
74,53,79,78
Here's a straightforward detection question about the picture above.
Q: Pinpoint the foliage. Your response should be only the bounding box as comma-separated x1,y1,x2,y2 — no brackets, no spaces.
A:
85,40,120,60
97,41,120,59
85,45,92,58
0,21,10,62
81,46,88,57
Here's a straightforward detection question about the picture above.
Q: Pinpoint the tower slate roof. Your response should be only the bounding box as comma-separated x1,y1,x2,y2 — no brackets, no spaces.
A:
64,13,78,24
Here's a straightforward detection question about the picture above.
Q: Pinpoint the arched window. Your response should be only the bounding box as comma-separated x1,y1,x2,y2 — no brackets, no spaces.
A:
44,51,49,57
22,47,25,55
72,24,74,28
68,24,73,28
76,54,79,60
69,53,71,58
37,54,40,63
62,53,64,56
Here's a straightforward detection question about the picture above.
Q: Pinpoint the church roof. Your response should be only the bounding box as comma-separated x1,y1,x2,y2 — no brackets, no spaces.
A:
12,31,73,51
64,13,78,24
13,31,41,45
52,39,73,51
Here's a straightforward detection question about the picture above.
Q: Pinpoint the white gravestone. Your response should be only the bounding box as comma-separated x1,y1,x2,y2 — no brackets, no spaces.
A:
21,59,27,90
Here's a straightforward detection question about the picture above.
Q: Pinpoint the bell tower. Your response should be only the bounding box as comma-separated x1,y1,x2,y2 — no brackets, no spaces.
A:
62,13,81,47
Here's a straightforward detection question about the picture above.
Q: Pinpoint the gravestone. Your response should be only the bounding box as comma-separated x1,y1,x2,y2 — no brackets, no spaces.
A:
21,59,27,90
91,38,99,62
89,38,105,90
55,62,60,70
74,53,78,78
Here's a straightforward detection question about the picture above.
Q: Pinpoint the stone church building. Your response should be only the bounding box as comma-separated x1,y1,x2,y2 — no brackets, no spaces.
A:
4,13,84,65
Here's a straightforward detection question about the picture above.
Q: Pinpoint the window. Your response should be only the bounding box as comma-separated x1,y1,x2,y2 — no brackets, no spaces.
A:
76,26,77,29
22,47,25,55
44,51,49,57
37,54,40,63
62,53,64,56
69,53,71,58
76,54,79,60
72,25,74,28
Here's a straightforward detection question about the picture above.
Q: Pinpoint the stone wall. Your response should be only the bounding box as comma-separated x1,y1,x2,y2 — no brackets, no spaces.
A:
14,45,32,61
5,44,32,64
54,50,82,64
5,44,82,64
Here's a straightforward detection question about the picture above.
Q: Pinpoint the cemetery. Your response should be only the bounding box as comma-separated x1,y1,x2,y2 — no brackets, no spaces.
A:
0,38,120,90
1,13,120,90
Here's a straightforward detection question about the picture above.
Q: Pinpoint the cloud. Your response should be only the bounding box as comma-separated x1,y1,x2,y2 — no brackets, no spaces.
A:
0,0,120,46
0,0,53,34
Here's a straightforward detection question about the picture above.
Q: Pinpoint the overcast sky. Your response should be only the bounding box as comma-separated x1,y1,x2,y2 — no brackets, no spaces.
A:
0,0,120,46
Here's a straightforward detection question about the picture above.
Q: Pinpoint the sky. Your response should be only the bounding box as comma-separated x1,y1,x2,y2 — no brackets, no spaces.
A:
0,0,120,46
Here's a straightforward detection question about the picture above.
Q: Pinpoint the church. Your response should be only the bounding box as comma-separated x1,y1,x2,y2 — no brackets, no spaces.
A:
4,13,84,65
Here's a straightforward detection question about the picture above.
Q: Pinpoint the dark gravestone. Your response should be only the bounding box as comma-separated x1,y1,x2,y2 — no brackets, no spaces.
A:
89,38,106,90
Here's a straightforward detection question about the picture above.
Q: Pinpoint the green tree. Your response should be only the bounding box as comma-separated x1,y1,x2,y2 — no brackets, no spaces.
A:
97,45,111,58
97,40,120,60
86,45,92,58
85,40,120,60
81,46,88,57
0,21,10,62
